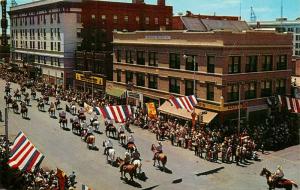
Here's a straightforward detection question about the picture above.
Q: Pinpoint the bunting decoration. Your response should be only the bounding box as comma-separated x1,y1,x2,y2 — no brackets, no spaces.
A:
169,95,198,112
8,131,45,172
99,105,132,123
278,95,300,113
94,107,101,115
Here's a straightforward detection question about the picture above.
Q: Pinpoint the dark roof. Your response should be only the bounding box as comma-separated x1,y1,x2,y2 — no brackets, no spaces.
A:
181,17,250,32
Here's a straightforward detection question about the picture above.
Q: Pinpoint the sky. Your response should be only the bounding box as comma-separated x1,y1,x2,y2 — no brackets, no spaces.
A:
2,0,300,21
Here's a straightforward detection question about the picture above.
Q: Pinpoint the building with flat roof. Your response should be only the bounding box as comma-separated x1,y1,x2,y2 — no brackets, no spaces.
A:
112,29,293,125
248,18,300,57
9,0,82,88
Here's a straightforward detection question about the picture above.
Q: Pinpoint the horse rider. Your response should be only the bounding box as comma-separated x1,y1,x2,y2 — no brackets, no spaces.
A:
118,124,125,136
73,115,79,125
85,125,93,141
271,165,284,188
90,115,98,125
153,141,163,160
59,111,66,123
78,107,84,115
120,152,131,173
104,139,113,155
50,102,55,109
68,171,76,187
131,148,141,163
127,135,135,147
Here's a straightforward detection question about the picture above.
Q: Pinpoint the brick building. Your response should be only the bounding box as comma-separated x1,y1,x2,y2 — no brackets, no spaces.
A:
112,30,293,125
74,0,172,93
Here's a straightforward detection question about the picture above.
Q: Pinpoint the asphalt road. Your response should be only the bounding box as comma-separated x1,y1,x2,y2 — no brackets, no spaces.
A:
0,79,299,190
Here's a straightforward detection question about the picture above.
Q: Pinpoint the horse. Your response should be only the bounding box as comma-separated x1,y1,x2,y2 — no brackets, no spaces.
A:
24,95,30,106
86,135,95,149
118,132,126,145
116,157,138,181
20,104,28,118
4,95,13,107
260,168,298,190
127,143,136,154
37,101,45,111
78,113,86,122
90,118,100,132
31,90,36,100
70,105,77,115
103,140,116,164
55,99,60,110
59,115,68,129
14,91,21,101
5,86,10,96
105,124,117,138
71,119,81,135
12,101,19,113
43,95,49,105
48,106,55,117
151,144,167,171
132,159,142,175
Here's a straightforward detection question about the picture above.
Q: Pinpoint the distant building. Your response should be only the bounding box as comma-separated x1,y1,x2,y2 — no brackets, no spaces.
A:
74,0,172,93
9,0,82,88
248,18,300,57
112,29,293,125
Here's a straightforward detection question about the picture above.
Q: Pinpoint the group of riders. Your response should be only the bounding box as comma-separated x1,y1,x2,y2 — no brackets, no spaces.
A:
0,67,296,188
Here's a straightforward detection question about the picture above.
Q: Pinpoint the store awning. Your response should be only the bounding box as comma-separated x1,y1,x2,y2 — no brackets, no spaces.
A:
158,101,218,124
106,86,126,98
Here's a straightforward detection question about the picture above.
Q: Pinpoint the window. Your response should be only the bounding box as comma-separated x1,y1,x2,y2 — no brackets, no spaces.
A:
44,42,46,50
43,15,46,24
137,51,145,65
116,50,121,62
227,84,239,102
57,28,60,39
50,28,53,38
76,28,81,38
246,56,258,72
287,28,294,32
113,15,118,23
245,82,257,99
145,17,149,25
277,55,287,70
229,56,241,73
261,80,272,97
185,80,194,96
296,43,300,48
169,78,180,94
57,13,60,23
50,14,53,24
155,18,159,25
296,35,300,41
296,28,300,33
169,53,180,69
185,55,197,71
148,74,158,89
262,55,273,71
148,52,158,66
166,18,169,25
125,50,133,64
206,83,214,101
276,79,286,95
124,16,128,22
57,42,61,51
207,56,215,73
125,71,133,84
116,70,121,82
136,73,145,87
101,15,106,20
50,42,53,50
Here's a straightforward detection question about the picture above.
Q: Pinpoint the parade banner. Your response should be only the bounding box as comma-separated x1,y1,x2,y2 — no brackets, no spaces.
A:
146,102,157,119
94,107,101,115
8,131,44,172
84,103,93,114
100,105,132,123
169,95,198,112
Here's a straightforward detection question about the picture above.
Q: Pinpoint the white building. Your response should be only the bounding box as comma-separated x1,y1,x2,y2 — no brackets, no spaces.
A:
248,18,300,57
9,0,82,88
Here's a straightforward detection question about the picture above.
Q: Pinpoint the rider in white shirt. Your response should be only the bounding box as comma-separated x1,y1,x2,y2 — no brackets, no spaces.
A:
272,165,284,187
153,141,163,160
118,125,125,134
104,139,113,155
127,135,135,145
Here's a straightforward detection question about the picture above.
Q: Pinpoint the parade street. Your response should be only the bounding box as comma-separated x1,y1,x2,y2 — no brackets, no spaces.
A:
0,79,299,190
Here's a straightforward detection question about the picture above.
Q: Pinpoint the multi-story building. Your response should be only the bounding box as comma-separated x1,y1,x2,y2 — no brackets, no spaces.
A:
112,29,293,125
248,18,300,57
74,0,172,93
9,0,82,88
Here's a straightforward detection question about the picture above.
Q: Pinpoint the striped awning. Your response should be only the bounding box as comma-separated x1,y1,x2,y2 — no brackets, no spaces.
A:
8,131,45,172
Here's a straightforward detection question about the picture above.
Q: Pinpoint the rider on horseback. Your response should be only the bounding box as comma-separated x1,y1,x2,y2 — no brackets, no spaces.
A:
104,139,113,155
120,152,131,172
153,141,163,160
131,148,141,163
59,111,66,123
84,125,93,141
118,124,125,136
127,135,135,147
271,165,284,188
90,115,98,125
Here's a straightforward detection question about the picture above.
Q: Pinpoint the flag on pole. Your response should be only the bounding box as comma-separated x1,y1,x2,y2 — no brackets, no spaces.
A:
100,105,132,123
169,95,198,112
146,102,157,119
8,131,44,172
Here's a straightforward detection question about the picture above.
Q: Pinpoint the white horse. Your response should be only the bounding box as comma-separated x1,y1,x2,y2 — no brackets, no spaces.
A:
103,140,115,164
132,159,142,174
71,105,77,115
90,118,100,132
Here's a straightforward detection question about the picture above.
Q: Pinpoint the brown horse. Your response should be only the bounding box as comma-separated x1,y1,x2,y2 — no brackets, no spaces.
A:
86,135,95,149
105,124,117,138
21,104,28,118
260,168,298,190
118,133,126,145
116,157,138,181
127,143,136,153
59,116,68,128
151,144,167,171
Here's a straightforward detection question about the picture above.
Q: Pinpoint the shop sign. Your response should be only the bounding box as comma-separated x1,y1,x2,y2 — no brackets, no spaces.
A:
127,91,141,100
75,73,104,86
198,102,248,111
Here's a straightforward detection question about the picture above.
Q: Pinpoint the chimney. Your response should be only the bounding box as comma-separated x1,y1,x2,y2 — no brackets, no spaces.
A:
157,0,165,6
132,0,144,4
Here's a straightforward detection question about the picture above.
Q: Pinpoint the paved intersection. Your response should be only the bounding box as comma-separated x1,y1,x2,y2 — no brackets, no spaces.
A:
0,79,299,190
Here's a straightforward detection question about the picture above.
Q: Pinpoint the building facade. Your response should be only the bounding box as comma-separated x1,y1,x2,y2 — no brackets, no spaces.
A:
248,18,300,57
112,30,293,124
9,0,82,88
74,0,172,93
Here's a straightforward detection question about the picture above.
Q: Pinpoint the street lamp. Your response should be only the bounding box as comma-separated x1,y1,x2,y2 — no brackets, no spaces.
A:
183,54,196,96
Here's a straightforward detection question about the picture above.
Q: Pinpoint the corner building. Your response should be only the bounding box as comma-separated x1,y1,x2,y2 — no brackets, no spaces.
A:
112,30,293,124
